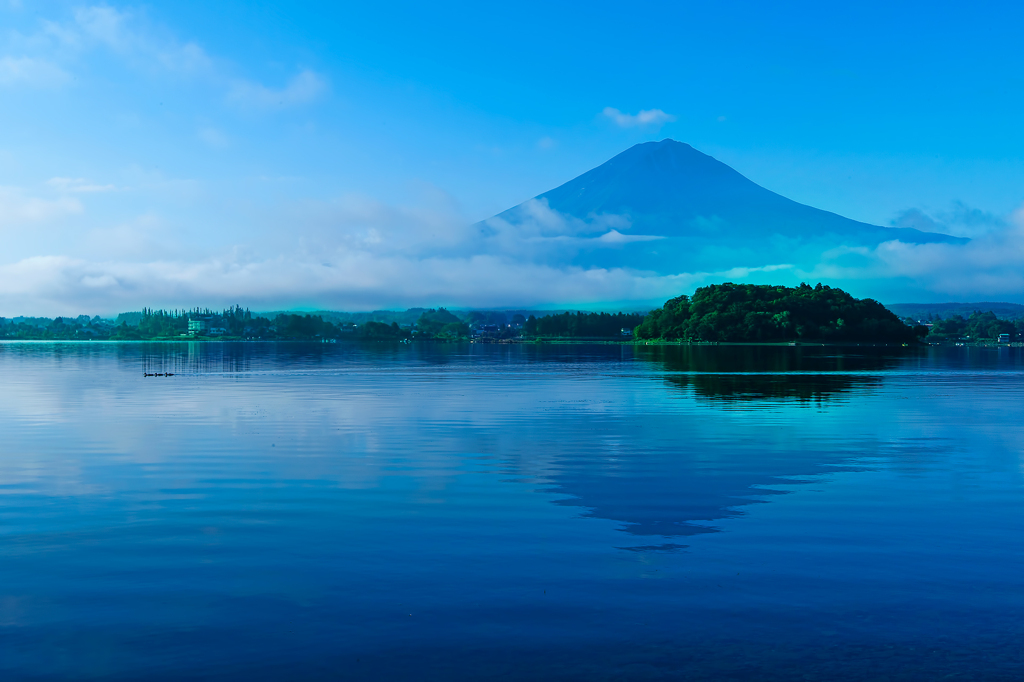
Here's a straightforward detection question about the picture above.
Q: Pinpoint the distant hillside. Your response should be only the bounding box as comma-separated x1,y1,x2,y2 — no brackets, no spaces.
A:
886,302,1024,321
481,139,964,274
257,309,428,326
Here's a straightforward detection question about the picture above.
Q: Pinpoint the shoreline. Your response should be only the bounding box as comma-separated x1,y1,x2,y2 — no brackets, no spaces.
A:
1,338,1020,349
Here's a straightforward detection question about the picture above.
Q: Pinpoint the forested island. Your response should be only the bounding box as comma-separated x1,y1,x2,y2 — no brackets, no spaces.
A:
634,283,927,344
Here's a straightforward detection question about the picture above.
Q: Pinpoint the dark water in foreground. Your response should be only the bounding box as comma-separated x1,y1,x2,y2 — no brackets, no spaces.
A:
2,342,1024,681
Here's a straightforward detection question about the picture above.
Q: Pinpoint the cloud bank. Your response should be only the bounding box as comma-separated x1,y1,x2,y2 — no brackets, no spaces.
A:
0,253,699,315
809,204,1024,297
3,179,1023,317
892,201,1007,239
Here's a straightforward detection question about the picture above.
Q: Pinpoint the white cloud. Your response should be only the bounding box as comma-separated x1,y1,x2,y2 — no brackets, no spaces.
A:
596,230,664,245
4,5,327,115
72,5,128,50
5,4,213,85
46,177,116,193
60,5,208,72
0,186,82,227
227,69,327,109
720,263,794,278
0,56,70,87
198,126,229,148
6,218,1024,316
892,201,1007,239
83,213,182,260
603,107,677,128
71,6,213,73
156,41,212,74
477,198,665,259
482,198,628,239
0,190,705,314
0,251,701,316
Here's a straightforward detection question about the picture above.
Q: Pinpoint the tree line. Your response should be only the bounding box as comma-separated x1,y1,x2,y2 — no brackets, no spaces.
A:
921,310,1024,342
524,311,644,338
7,293,1021,344
1,307,347,341
1,306,646,341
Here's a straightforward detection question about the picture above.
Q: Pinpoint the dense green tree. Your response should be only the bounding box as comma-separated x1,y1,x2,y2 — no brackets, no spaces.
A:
529,311,645,338
273,314,338,339
359,320,409,339
635,283,925,343
928,311,1016,341
464,311,508,327
415,308,462,336
439,321,471,338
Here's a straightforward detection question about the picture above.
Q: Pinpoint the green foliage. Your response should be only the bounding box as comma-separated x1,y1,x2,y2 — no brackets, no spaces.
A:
359,321,409,339
465,311,507,327
888,302,1024,322
438,321,470,338
927,311,1020,341
0,305,337,341
272,313,335,339
415,308,463,336
115,311,144,326
635,283,924,343
0,314,116,340
527,311,645,338
110,321,143,340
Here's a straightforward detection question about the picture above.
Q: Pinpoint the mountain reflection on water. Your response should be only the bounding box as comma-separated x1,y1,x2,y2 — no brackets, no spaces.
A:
545,345,907,543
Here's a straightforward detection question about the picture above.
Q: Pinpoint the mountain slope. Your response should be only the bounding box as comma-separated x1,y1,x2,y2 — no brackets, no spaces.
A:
482,140,963,274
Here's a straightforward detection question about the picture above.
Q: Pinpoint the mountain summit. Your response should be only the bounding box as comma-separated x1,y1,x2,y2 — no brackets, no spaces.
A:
481,139,962,274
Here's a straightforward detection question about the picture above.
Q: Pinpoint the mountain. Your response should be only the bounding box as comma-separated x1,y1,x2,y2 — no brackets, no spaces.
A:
480,139,964,275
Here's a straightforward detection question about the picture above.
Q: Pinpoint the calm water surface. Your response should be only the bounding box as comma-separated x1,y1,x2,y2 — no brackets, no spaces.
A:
1,342,1023,680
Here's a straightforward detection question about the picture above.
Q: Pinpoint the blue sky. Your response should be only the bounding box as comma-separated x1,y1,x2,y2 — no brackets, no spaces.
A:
1,1,1022,314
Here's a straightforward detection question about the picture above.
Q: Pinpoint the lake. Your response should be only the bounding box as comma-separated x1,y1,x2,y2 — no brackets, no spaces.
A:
1,342,1023,680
